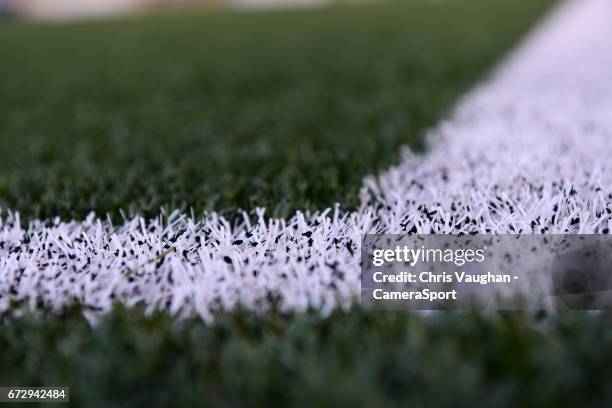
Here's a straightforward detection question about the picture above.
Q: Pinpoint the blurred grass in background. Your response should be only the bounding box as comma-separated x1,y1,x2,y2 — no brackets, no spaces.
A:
0,0,553,222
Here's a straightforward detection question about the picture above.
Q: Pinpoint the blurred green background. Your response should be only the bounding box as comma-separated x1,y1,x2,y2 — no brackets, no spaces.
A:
0,0,553,221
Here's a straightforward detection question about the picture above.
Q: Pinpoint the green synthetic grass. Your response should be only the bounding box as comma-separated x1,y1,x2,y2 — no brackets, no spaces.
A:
2,307,612,407
0,2,574,406
0,0,553,222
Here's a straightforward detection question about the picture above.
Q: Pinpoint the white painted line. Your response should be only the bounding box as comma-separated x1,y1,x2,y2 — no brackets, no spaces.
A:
1,0,611,320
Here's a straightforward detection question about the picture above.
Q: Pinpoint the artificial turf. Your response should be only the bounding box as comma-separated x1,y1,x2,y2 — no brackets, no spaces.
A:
0,0,554,222
0,1,580,406
2,307,612,407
